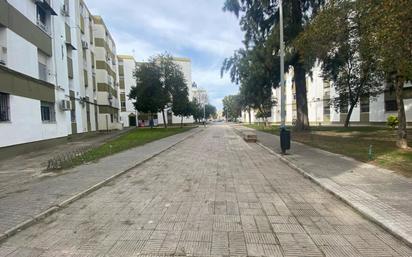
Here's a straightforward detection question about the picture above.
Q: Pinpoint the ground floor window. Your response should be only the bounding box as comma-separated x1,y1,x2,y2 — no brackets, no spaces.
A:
0,92,10,122
360,97,370,113
41,101,55,122
385,100,398,112
384,88,397,112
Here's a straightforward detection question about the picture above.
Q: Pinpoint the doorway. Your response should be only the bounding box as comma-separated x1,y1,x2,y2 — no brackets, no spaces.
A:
129,114,137,127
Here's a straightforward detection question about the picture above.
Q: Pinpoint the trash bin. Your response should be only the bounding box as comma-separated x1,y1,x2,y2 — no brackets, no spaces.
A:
280,127,291,154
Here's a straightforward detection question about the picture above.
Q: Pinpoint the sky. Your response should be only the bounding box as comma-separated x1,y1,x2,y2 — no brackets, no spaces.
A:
87,0,244,110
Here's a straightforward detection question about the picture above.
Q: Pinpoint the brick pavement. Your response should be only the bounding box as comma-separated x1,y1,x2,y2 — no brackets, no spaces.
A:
0,125,411,256
239,125,412,247
0,128,200,235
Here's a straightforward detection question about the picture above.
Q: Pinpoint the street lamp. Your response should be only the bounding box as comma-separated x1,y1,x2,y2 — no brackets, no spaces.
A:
279,0,290,154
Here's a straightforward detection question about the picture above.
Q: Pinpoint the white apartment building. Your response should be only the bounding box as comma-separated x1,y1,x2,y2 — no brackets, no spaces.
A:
193,88,208,106
117,55,138,128
242,64,412,126
92,15,121,131
0,0,72,150
157,57,194,125
0,0,123,156
66,0,99,134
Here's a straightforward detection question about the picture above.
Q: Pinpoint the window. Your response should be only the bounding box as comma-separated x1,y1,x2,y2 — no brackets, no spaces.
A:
360,97,370,113
37,6,48,32
41,101,55,122
384,87,397,112
38,63,48,81
110,114,114,123
71,104,76,122
324,101,331,115
121,101,126,111
0,93,10,122
385,100,398,112
38,51,48,81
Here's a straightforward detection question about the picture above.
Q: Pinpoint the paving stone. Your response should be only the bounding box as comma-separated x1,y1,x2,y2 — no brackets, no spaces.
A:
0,126,410,256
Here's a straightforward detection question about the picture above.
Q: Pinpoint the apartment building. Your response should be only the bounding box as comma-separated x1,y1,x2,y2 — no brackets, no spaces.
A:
193,88,208,106
0,0,122,155
157,57,194,125
67,0,99,134
92,15,121,131
0,0,72,149
242,64,412,126
117,55,138,127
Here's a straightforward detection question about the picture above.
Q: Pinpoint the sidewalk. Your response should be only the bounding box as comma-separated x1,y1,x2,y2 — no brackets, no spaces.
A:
235,125,412,247
0,127,202,239
0,127,135,196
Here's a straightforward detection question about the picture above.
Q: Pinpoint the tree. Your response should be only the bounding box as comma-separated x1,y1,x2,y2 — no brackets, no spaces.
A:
190,99,203,123
296,0,384,127
205,104,217,120
223,0,325,130
360,0,412,148
129,61,168,128
223,95,242,121
157,53,189,128
221,41,279,126
172,90,191,128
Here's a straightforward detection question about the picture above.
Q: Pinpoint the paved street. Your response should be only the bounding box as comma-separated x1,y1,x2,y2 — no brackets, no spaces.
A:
0,125,411,257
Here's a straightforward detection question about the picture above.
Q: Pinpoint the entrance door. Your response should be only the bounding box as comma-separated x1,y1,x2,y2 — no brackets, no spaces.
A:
129,115,137,127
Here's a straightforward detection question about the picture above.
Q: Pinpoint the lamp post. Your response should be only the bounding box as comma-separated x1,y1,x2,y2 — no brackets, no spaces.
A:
280,0,285,127
279,0,290,154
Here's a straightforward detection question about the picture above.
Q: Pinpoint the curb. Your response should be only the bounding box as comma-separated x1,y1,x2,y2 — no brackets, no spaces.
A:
256,141,412,249
0,128,202,243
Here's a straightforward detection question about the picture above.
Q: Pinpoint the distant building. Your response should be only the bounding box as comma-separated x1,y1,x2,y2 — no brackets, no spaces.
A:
193,88,208,106
117,55,137,127
242,64,412,125
92,15,121,131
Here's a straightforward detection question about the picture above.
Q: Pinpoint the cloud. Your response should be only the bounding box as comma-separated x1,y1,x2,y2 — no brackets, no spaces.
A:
86,0,244,109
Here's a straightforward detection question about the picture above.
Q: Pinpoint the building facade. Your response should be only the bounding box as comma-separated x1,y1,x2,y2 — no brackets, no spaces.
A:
0,0,121,152
117,55,137,128
92,15,121,131
0,0,71,148
68,0,99,134
242,65,412,125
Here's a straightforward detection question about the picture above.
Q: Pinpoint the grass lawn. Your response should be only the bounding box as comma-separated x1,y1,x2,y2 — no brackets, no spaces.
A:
54,126,195,171
245,124,412,176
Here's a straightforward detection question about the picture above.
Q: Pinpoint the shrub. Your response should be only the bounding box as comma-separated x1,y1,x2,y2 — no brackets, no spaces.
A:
387,115,399,128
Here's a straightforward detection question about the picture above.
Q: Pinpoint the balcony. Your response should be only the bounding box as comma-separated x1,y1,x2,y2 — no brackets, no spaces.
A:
35,0,57,16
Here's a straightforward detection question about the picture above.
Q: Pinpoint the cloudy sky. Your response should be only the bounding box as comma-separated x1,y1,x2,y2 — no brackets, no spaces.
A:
87,0,244,109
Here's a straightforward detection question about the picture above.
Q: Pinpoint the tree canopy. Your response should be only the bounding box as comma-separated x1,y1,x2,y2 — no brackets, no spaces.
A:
223,0,326,130
129,53,191,128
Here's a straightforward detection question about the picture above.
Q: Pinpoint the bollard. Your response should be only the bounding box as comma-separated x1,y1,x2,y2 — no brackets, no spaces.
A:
368,145,373,161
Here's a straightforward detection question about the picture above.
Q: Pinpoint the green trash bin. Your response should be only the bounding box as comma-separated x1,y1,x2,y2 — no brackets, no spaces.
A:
280,127,291,154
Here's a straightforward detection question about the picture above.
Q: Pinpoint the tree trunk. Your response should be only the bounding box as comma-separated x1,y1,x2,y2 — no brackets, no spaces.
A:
149,113,154,129
344,103,356,128
161,109,167,129
294,63,310,131
395,76,408,149
181,116,183,128
248,108,251,124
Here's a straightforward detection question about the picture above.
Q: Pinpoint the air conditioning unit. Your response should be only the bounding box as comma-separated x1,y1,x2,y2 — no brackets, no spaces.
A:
60,100,72,111
82,40,88,49
61,4,69,17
